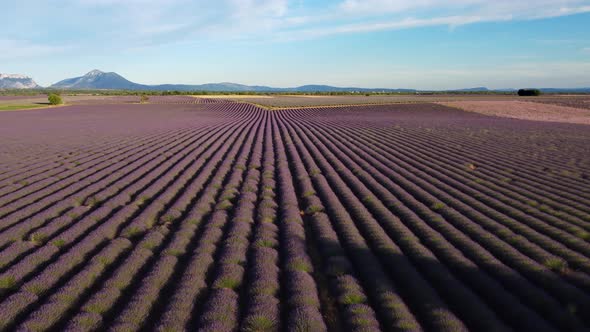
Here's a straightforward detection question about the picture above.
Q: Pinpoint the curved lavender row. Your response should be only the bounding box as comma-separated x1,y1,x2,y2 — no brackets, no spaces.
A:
270,112,327,332
0,102,248,187
0,127,200,231
343,132,590,296
349,119,590,215
371,121,590,207
308,117,590,266
196,112,266,331
62,112,260,329
0,128,181,206
0,128,203,262
0,119,248,330
288,110,590,305
284,108,587,330
0,126,171,191
313,118,590,273
0,142,235,330
295,105,590,196
284,112,574,330
297,104,590,183
197,98,236,104
0,123,218,249
0,124,206,214
140,95,232,104
18,238,132,331
107,108,263,331
337,123,590,270
365,124,590,216
146,95,203,104
0,135,143,194
362,125,590,230
8,126,214,242
1,106,262,330
0,131,147,184
238,112,282,332
290,107,590,233
117,115,254,237
277,112,480,331
1,101,589,330
0,120,232,267
0,107,209,185
0,126,201,227
389,125,590,198
145,96,235,104
409,122,590,189
279,115,410,331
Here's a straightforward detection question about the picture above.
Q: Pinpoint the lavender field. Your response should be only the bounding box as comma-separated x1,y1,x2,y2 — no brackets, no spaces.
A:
0,100,589,331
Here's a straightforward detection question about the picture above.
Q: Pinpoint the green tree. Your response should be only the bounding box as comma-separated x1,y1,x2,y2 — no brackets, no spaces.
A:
517,89,541,96
48,94,63,105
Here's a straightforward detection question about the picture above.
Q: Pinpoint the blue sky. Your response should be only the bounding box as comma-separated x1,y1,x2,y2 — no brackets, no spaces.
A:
2,0,590,89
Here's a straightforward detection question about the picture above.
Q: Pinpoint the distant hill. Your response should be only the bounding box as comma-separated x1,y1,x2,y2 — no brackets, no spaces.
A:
155,82,277,92
0,73,40,89
51,70,147,90
46,70,590,93
453,87,490,92
49,70,418,92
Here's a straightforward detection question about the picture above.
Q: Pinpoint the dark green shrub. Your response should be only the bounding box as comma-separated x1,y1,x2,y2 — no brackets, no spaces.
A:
517,89,541,96
48,93,63,105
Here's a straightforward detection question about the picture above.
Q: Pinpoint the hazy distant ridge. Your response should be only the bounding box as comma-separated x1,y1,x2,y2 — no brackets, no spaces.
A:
1,69,586,93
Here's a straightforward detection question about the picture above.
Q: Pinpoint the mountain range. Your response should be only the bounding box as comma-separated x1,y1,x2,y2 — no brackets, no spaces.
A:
2,70,590,93
50,70,419,92
0,74,40,89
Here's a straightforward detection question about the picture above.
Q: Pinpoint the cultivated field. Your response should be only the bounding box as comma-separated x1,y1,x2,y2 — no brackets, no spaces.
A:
0,99,589,331
215,93,590,109
0,95,233,111
439,100,590,125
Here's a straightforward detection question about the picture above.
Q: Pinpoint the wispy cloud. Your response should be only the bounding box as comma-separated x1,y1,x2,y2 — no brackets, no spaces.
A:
48,1,590,41
339,0,590,19
0,39,71,59
3,0,590,66
300,0,590,39
273,14,509,41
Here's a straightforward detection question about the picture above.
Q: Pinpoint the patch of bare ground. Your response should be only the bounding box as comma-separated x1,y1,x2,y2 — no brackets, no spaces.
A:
533,97,590,111
439,100,590,125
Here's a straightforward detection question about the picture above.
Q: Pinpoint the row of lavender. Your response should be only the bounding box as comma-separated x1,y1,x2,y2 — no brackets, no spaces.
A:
0,102,589,331
0,103,267,330
275,104,590,331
